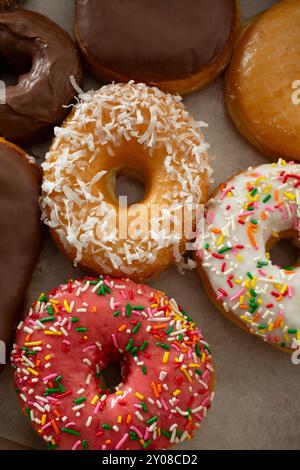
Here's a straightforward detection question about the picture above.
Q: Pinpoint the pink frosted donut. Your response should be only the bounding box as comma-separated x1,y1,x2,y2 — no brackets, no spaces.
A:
11,277,214,450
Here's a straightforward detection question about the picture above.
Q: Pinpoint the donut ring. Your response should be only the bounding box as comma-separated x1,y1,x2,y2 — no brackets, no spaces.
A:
41,82,212,282
0,137,41,357
225,0,300,162
12,276,214,450
196,161,300,352
0,10,82,145
74,0,240,95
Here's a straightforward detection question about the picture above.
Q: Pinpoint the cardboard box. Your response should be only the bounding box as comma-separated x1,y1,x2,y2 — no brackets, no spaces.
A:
1,0,298,451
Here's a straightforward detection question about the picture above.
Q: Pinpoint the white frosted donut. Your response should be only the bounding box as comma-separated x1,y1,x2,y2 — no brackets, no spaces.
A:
197,161,300,351
41,82,212,282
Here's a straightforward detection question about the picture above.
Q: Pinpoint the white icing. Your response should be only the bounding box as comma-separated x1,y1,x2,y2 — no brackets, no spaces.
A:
197,161,300,349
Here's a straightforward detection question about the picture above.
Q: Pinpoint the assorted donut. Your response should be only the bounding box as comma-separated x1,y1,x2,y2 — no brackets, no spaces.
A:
225,0,300,161
0,138,42,357
75,0,240,95
41,82,212,282
12,277,214,450
0,0,296,452
196,161,300,352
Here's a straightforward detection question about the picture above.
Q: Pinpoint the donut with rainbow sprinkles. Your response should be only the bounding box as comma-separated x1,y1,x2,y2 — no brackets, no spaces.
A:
197,160,300,352
11,277,214,450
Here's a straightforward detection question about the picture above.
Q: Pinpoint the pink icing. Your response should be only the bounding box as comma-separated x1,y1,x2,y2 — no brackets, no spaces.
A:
12,277,214,451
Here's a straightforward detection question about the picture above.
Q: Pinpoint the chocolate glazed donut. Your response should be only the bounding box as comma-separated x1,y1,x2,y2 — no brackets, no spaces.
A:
0,10,82,145
74,0,240,95
0,138,42,365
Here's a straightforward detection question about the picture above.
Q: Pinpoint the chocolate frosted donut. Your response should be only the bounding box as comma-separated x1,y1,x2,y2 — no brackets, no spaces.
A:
74,0,240,94
0,10,82,145
0,138,42,360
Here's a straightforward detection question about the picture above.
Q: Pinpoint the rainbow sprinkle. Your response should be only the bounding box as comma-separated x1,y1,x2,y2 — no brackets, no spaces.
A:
11,277,214,450
198,160,300,350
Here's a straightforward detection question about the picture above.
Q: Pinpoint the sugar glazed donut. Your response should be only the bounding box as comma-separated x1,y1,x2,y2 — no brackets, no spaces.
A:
196,161,300,352
225,0,300,162
74,0,240,95
11,277,214,450
0,10,82,145
41,82,212,282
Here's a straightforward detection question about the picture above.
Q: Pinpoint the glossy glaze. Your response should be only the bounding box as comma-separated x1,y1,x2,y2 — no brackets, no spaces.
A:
0,139,41,352
12,277,214,450
0,9,81,144
75,0,237,82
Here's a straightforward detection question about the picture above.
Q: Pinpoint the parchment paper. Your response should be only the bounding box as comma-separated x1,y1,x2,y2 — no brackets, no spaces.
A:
1,0,298,451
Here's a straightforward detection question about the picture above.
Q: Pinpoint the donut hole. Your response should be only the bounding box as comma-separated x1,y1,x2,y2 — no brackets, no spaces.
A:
98,361,124,393
114,168,146,205
268,231,300,269
0,50,32,87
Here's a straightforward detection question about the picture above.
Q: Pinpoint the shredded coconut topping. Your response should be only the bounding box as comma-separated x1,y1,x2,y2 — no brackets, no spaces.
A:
41,82,212,278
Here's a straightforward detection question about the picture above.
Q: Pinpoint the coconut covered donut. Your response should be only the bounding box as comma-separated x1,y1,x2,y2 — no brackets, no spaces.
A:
196,161,300,352
41,82,212,282
11,276,214,450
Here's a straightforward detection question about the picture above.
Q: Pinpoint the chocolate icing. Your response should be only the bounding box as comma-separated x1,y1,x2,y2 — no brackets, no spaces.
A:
0,141,41,353
75,0,237,82
0,9,82,145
